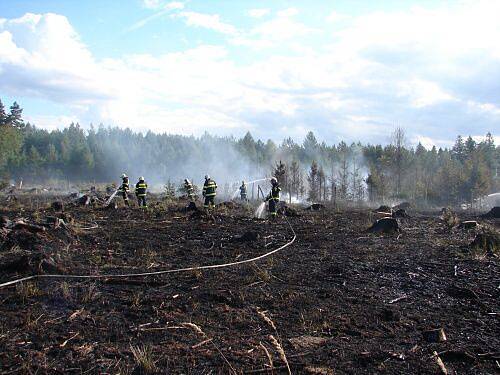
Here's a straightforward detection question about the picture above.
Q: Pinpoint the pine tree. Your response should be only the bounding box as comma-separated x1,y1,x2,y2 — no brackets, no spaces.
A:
0,99,6,126
452,135,466,162
7,102,24,128
307,160,319,202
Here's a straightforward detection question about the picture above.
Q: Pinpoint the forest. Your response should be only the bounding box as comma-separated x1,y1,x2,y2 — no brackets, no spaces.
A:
0,98,498,206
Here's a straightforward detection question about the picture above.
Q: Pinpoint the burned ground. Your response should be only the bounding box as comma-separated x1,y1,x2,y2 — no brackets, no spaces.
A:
0,196,499,374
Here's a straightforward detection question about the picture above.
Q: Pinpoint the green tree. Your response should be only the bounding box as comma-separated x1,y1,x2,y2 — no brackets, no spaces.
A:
307,160,319,202
7,102,24,128
0,99,6,126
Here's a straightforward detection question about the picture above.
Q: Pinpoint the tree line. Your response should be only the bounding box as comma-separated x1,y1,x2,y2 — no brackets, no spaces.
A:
0,99,498,206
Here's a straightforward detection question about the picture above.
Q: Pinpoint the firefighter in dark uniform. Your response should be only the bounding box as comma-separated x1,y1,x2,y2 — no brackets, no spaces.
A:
119,174,130,206
184,179,195,201
239,181,247,201
265,177,281,218
135,177,148,208
202,175,217,210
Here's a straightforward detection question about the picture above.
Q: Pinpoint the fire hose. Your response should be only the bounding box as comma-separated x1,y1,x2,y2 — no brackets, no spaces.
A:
0,216,296,289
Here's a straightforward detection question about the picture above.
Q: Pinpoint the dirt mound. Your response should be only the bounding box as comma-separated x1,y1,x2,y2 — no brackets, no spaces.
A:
482,206,500,218
368,218,400,234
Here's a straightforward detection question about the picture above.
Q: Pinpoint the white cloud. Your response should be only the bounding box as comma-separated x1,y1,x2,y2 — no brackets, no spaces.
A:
397,79,455,108
142,0,184,10
232,7,315,48
176,11,237,35
127,2,184,31
277,8,299,18
248,8,270,18
326,11,348,23
2,2,500,144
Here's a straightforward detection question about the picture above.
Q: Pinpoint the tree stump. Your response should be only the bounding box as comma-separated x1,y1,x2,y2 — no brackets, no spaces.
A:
368,218,400,234
458,221,478,230
51,201,64,212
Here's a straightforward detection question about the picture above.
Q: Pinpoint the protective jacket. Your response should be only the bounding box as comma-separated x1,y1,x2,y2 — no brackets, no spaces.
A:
185,182,194,196
240,184,247,195
266,185,281,201
120,178,130,192
135,181,147,196
203,179,217,197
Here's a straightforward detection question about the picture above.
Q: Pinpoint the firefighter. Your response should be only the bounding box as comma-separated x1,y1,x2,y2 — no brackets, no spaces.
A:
135,176,148,208
119,174,130,206
184,179,195,201
265,177,281,218
239,180,247,201
202,175,217,210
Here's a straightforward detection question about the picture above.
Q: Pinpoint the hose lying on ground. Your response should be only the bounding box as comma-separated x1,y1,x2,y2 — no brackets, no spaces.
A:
0,217,296,289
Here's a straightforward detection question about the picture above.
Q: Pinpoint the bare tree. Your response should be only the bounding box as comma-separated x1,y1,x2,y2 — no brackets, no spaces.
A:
391,127,407,196
338,146,349,200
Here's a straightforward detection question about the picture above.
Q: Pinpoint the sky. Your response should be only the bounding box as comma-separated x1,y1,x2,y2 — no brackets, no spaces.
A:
0,0,499,147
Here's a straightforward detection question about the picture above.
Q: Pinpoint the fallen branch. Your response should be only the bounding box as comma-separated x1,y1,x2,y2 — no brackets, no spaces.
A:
433,351,448,375
388,294,407,304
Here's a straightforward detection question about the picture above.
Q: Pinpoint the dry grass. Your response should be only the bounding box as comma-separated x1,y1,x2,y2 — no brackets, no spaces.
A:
130,344,157,374
269,334,291,375
59,281,72,301
81,282,100,303
16,282,41,301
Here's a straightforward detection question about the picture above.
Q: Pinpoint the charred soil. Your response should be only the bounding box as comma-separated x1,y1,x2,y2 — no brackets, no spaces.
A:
0,196,499,374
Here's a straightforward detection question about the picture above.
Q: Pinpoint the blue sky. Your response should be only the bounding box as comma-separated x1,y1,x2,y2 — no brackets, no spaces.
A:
0,0,499,147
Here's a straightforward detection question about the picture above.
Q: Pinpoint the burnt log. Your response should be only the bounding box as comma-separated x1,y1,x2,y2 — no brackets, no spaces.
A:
13,221,46,233
368,218,400,234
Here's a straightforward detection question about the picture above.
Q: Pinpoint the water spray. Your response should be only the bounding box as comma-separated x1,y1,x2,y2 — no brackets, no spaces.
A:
104,189,119,206
231,177,271,200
